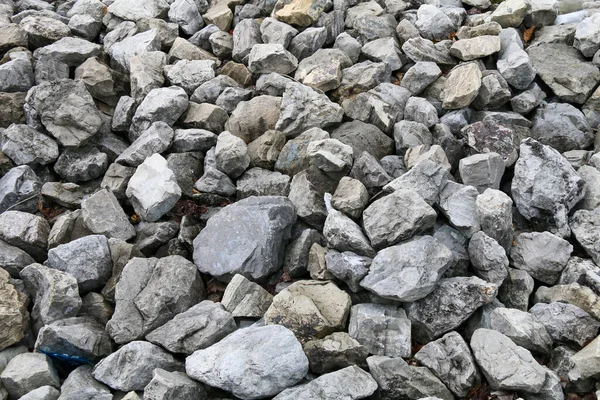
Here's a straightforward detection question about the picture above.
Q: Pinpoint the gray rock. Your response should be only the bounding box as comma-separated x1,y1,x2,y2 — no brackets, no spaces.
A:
185,325,308,399
402,37,456,66
111,96,136,133
511,231,573,285
53,147,108,183
47,210,92,250
450,35,501,61
128,51,166,103
117,121,174,167
404,97,439,128
534,282,600,321
19,263,81,332
171,129,217,153
348,303,411,358
361,236,453,302
558,256,600,287
288,27,327,61
194,167,236,197
415,4,458,41
126,153,181,222
33,36,102,67
407,277,498,341
275,82,344,138
221,274,273,318
295,48,351,92
288,166,338,229
472,71,512,111
335,61,391,101
232,18,261,64
400,61,442,95
498,268,534,311
132,220,179,256
323,209,375,258
40,181,87,208
93,341,183,392
215,131,250,179
468,231,508,285
56,364,112,400
437,183,480,238
129,86,188,140
46,235,112,293
442,62,482,110
496,31,536,91
303,332,368,374
307,138,353,173
260,17,298,47
459,152,505,193
107,256,204,344
470,328,547,392
384,160,450,206
146,300,236,355
284,228,326,278
571,208,600,265
202,3,232,31
511,83,546,115
433,225,470,276
528,43,600,104
331,177,369,219
236,168,290,199
0,240,34,278
415,331,481,398
225,96,281,144
577,165,600,211
333,121,393,161
273,366,378,400
168,0,202,35
367,355,454,400
215,86,253,113
248,44,298,75
0,165,42,214
19,386,60,400
489,307,553,355
35,317,112,362
144,369,207,400
573,13,600,57
165,60,215,96
348,151,392,193
0,353,59,399
255,72,294,96
81,189,136,240
31,79,103,148
476,188,513,250
19,15,69,48
180,102,228,133
361,37,404,71
264,280,351,342
531,102,594,153
107,0,169,22
108,30,161,72
100,163,135,201
1,124,57,166
463,119,518,166
193,196,296,281
0,211,49,261
363,189,437,249
568,335,600,381
530,302,600,347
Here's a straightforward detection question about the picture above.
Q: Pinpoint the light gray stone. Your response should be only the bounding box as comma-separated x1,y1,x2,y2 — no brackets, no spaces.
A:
437,182,480,238
468,231,509,285
489,307,553,355
0,240,34,278
165,60,215,96
363,189,437,249
0,353,59,399
273,366,377,400
144,369,207,400
511,231,573,285
193,196,296,281
221,274,273,318
571,208,600,265
530,302,600,347
53,147,108,183
1,124,58,166
303,332,368,375
46,235,112,293
81,189,136,241
407,277,498,340
0,211,49,261
248,44,298,75
459,152,505,193
225,96,281,143
116,122,175,167
348,303,411,358
129,86,188,140
361,236,453,302
185,325,308,399
415,331,481,398
146,300,236,355
475,189,513,250
93,341,183,392
384,160,450,206
498,268,534,311
0,165,42,214
574,13,600,57
307,138,353,173
323,209,375,258
400,61,442,95
331,177,369,219
215,131,250,179
442,62,482,109
530,102,594,153
126,153,182,222
470,328,547,392
57,365,112,400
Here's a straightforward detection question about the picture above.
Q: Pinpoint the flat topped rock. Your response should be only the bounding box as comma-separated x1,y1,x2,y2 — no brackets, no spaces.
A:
186,324,309,400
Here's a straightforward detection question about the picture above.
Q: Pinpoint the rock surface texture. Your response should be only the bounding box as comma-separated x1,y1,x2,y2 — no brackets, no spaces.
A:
0,0,599,398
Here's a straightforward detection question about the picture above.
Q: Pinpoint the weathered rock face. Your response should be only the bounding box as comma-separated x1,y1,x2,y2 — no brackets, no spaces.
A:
360,236,453,302
512,138,585,238
0,353,60,398
264,280,351,343
0,269,28,351
92,341,183,392
107,256,205,344
193,196,296,282
186,325,308,399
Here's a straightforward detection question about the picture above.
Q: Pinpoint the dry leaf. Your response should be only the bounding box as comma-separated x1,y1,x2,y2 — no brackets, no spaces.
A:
523,26,535,42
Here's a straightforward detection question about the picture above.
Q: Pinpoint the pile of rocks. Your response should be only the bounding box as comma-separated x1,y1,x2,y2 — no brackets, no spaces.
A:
1,0,600,397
